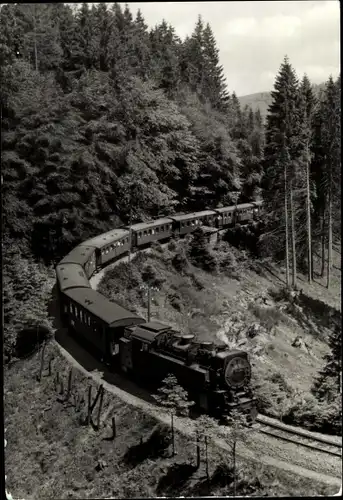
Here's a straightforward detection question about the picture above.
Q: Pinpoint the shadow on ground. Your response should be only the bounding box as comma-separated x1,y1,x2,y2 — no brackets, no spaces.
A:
121,424,171,469
156,462,199,496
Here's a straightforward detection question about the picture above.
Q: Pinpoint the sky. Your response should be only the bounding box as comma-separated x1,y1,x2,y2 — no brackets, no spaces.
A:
120,1,340,96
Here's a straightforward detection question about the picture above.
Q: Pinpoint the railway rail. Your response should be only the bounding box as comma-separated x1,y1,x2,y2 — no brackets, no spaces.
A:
253,415,342,458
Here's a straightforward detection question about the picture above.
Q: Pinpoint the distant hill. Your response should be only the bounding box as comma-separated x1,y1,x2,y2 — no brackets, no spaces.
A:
238,82,326,121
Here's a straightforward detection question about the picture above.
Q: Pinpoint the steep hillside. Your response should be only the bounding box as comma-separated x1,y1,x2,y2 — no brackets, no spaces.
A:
99,236,341,435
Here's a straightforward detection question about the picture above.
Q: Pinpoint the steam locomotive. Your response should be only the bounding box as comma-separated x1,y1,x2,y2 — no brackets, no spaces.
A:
56,201,262,419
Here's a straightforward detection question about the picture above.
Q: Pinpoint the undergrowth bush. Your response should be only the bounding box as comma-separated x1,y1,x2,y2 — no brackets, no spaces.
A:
248,303,284,332
284,394,342,436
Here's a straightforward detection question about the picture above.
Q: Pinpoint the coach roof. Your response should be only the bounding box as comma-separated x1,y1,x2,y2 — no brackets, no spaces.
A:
59,244,96,265
64,287,144,327
169,210,216,222
215,206,236,213
56,263,91,291
129,218,173,232
82,228,130,248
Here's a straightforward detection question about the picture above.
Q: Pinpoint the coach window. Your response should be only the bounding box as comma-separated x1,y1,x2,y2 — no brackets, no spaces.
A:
138,232,141,239
88,316,91,326
140,342,148,352
156,227,159,233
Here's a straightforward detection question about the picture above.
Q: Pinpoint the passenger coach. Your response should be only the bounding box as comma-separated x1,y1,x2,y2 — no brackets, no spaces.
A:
128,218,173,248
169,210,217,236
82,228,131,271
63,287,145,360
59,244,97,278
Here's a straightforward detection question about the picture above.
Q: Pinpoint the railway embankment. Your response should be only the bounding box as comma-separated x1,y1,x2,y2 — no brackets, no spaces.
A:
5,238,341,498
4,339,341,499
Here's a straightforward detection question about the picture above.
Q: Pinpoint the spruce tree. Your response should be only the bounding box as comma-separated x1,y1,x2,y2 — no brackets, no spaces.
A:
312,325,342,402
262,56,301,283
312,76,340,287
202,22,229,110
297,74,317,281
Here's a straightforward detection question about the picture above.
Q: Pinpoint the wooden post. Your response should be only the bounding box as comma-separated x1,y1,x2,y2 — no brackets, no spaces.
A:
48,358,52,377
205,435,209,483
55,371,60,391
112,416,116,439
66,368,73,401
147,286,151,322
97,386,104,430
38,341,46,382
90,384,103,412
87,386,92,426
196,430,200,469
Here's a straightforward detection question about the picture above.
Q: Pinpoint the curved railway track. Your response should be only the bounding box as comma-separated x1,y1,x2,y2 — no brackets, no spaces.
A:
51,226,341,486
253,415,342,458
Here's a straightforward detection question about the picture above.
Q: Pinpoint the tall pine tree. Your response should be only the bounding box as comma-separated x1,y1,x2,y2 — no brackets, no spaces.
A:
262,56,301,286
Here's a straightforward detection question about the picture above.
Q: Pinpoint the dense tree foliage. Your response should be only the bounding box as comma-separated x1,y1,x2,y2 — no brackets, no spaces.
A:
312,324,342,402
261,56,340,289
1,2,263,265
2,2,340,366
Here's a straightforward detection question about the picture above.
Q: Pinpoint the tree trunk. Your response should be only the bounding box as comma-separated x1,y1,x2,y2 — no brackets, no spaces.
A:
290,179,297,288
233,440,237,497
171,413,175,456
33,6,38,71
306,147,312,283
327,183,332,289
284,164,290,287
321,207,326,277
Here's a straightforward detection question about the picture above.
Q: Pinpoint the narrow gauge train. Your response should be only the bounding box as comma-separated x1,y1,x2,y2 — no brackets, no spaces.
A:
56,201,263,419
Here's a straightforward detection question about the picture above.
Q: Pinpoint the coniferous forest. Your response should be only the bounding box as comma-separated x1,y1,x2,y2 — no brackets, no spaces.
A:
2,1,340,375
2,3,341,498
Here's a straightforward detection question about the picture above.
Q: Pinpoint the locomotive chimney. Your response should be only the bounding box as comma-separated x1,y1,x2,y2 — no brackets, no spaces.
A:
179,334,195,346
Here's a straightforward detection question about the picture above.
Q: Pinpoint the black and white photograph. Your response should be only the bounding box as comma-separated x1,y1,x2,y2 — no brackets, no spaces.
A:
2,1,341,498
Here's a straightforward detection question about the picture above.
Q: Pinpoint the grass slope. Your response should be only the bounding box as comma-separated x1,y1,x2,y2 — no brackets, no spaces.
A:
99,237,341,431
5,342,336,499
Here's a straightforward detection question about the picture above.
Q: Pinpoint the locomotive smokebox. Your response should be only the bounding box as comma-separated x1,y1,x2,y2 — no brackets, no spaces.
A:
224,355,251,389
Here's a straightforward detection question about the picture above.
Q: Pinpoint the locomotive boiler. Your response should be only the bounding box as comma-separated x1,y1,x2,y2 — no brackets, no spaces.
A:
119,322,257,419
